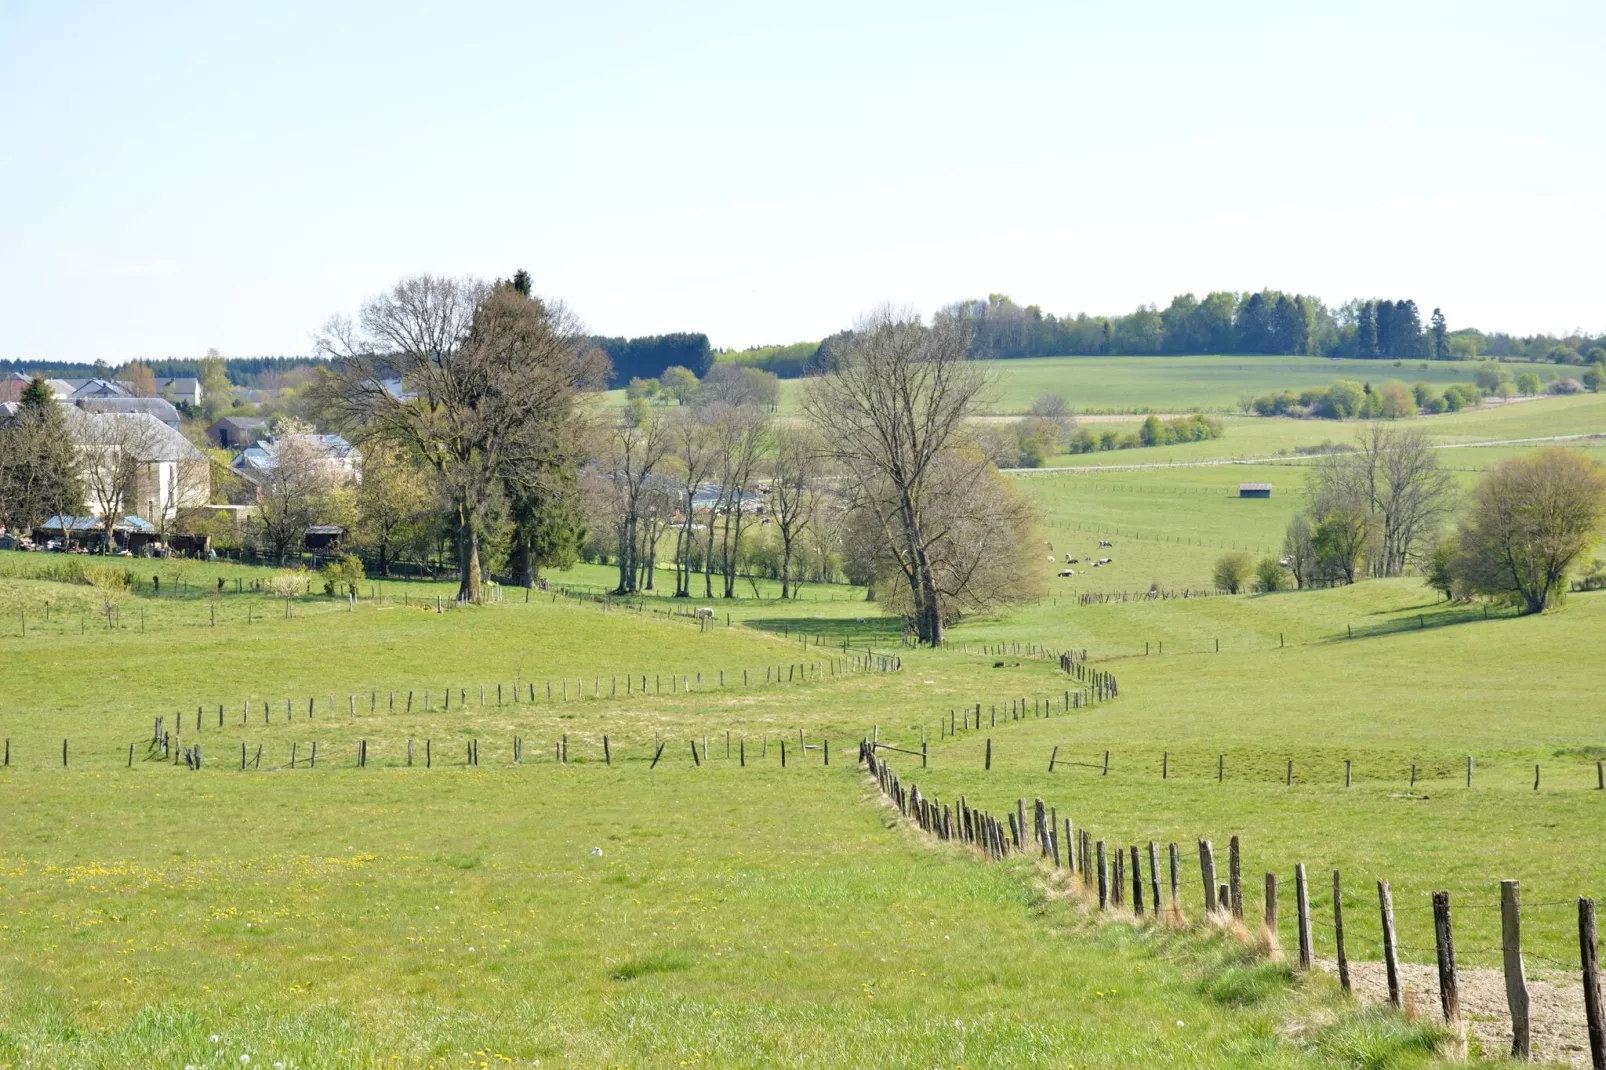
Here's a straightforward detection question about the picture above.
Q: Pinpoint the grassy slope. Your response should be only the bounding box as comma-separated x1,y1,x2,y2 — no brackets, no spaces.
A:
600,353,1565,417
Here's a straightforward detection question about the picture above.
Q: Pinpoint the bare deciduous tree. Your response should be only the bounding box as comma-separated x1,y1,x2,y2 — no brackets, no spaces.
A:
802,307,992,644
252,420,345,564
666,407,718,597
1306,425,1457,578
768,426,825,599
76,412,166,552
599,401,671,594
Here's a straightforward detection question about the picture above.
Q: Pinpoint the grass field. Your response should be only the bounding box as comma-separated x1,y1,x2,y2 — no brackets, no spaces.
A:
5,392,1606,1066
600,354,1569,418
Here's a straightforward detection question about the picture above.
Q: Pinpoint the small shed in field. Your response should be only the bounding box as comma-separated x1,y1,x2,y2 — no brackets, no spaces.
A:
1238,483,1272,498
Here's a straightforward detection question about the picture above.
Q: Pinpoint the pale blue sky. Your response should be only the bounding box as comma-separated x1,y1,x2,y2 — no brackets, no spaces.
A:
1,0,1601,360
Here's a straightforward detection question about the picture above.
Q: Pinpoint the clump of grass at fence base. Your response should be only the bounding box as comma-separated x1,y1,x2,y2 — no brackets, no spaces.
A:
0,766,1416,1068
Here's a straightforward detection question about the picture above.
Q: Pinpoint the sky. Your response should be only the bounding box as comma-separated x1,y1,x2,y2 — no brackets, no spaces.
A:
1,0,1602,361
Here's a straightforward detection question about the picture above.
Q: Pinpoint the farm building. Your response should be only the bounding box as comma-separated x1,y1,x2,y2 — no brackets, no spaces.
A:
1238,483,1272,498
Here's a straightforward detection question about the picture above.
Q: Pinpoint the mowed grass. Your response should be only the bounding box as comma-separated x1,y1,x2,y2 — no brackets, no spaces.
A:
1,749,1447,1067
929,580,1606,970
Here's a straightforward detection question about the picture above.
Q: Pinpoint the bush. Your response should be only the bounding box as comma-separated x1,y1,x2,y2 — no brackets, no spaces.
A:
1585,364,1606,393
1548,344,1583,365
1516,371,1543,396
1547,377,1585,395
321,555,366,596
1213,551,1253,594
1253,557,1285,593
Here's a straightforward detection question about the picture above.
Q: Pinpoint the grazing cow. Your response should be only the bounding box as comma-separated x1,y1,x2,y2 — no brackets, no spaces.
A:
694,607,715,619
1058,569,1075,577
1100,557,1112,564
1067,557,1079,564
1047,555,1057,562
1098,539,1112,548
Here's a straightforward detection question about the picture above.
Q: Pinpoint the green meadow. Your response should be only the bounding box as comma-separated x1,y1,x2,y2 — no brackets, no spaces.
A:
3,389,1606,1067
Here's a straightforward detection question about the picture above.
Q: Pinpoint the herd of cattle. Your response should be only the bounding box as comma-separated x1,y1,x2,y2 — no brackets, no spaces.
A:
1048,539,1113,577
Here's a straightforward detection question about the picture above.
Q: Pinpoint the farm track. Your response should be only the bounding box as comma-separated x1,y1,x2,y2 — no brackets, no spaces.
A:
1004,432,1606,475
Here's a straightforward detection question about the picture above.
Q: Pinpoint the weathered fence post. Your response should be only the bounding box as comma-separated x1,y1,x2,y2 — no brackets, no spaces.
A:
1580,897,1605,1070
1295,864,1313,970
1334,870,1351,994
1199,840,1217,915
1096,841,1108,909
1433,890,1461,1036
1264,872,1278,950
1169,842,1181,921
1148,842,1161,918
1502,879,1531,1059
1229,835,1243,918
1379,880,1401,1008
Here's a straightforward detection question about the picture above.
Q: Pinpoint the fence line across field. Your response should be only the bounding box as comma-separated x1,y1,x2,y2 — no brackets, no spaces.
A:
862,744,1606,1069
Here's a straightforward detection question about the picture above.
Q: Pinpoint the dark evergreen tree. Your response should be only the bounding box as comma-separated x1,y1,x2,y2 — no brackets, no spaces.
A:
1375,300,1396,357
1236,292,1275,353
0,376,85,531
511,269,532,297
1356,301,1378,357
1396,300,1425,357
1430,308,1449,359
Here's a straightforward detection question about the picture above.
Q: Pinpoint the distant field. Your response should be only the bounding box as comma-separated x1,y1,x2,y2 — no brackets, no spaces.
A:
597,353,1565,418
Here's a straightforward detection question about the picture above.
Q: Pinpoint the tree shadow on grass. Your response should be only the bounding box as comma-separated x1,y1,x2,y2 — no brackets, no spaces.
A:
744,615,905,644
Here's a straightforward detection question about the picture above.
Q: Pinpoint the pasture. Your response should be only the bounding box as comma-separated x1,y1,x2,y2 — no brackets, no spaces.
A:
4,393,1606,1067
601,352,1566,417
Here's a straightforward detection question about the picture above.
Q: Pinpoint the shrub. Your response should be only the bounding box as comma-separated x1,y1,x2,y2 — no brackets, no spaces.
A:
1516,371,1543,395
1548,344,1583,365
1548,377,1585,395
320,555,366,596
1213,551,1253,594
1584,364,1606,393
1253,557,1285,593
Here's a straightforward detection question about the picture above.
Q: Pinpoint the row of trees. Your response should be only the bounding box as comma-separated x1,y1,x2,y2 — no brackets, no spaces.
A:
1256,427,1606,613
593,308,1044,640
306,280,1043,640
941,292,1466,360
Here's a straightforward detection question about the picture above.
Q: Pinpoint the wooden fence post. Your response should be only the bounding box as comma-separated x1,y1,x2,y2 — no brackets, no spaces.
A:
1379,880,1401,1008
1580,897,1605,1070
985,738,992,771
1096,840,1108,909
1148,842,1161,917
1502,879,1531,1059
1295,864,1313,970
1169,842,1181,921
1433,890,1461,1031
1199,840,1217,915
1265,873,1278,944
1334,869,1351,994
1229,835,1243,918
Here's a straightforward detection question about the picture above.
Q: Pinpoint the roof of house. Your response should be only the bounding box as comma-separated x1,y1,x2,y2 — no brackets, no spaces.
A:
41,514,156,532
74,396,182,428
1239,482,1273,491
51,378,130,399
210,415,266,431
306,524,347,535
63,409,208,463
233,434,357,472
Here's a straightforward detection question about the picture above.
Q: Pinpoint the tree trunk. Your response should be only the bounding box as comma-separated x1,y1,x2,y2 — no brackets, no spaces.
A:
615,518,632,594
780,534,793,599
456,509,481,603
511,538,534,588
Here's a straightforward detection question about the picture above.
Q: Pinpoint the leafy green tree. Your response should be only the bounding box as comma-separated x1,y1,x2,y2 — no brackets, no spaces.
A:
1472,363,1509,395
1313,509,1369,584
1212,551,1253,594
1425,538,1458,600
1253,556,1285,593
1451,448,1606,612
1582,364,1605,393
1282,515,1316,589
1516,371,1542,395
658,365,699,405
1412,381,1436,409
1139,415,1162,447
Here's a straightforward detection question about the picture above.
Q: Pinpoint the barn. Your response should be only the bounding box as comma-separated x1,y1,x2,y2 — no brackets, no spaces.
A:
1238,483,1272,498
